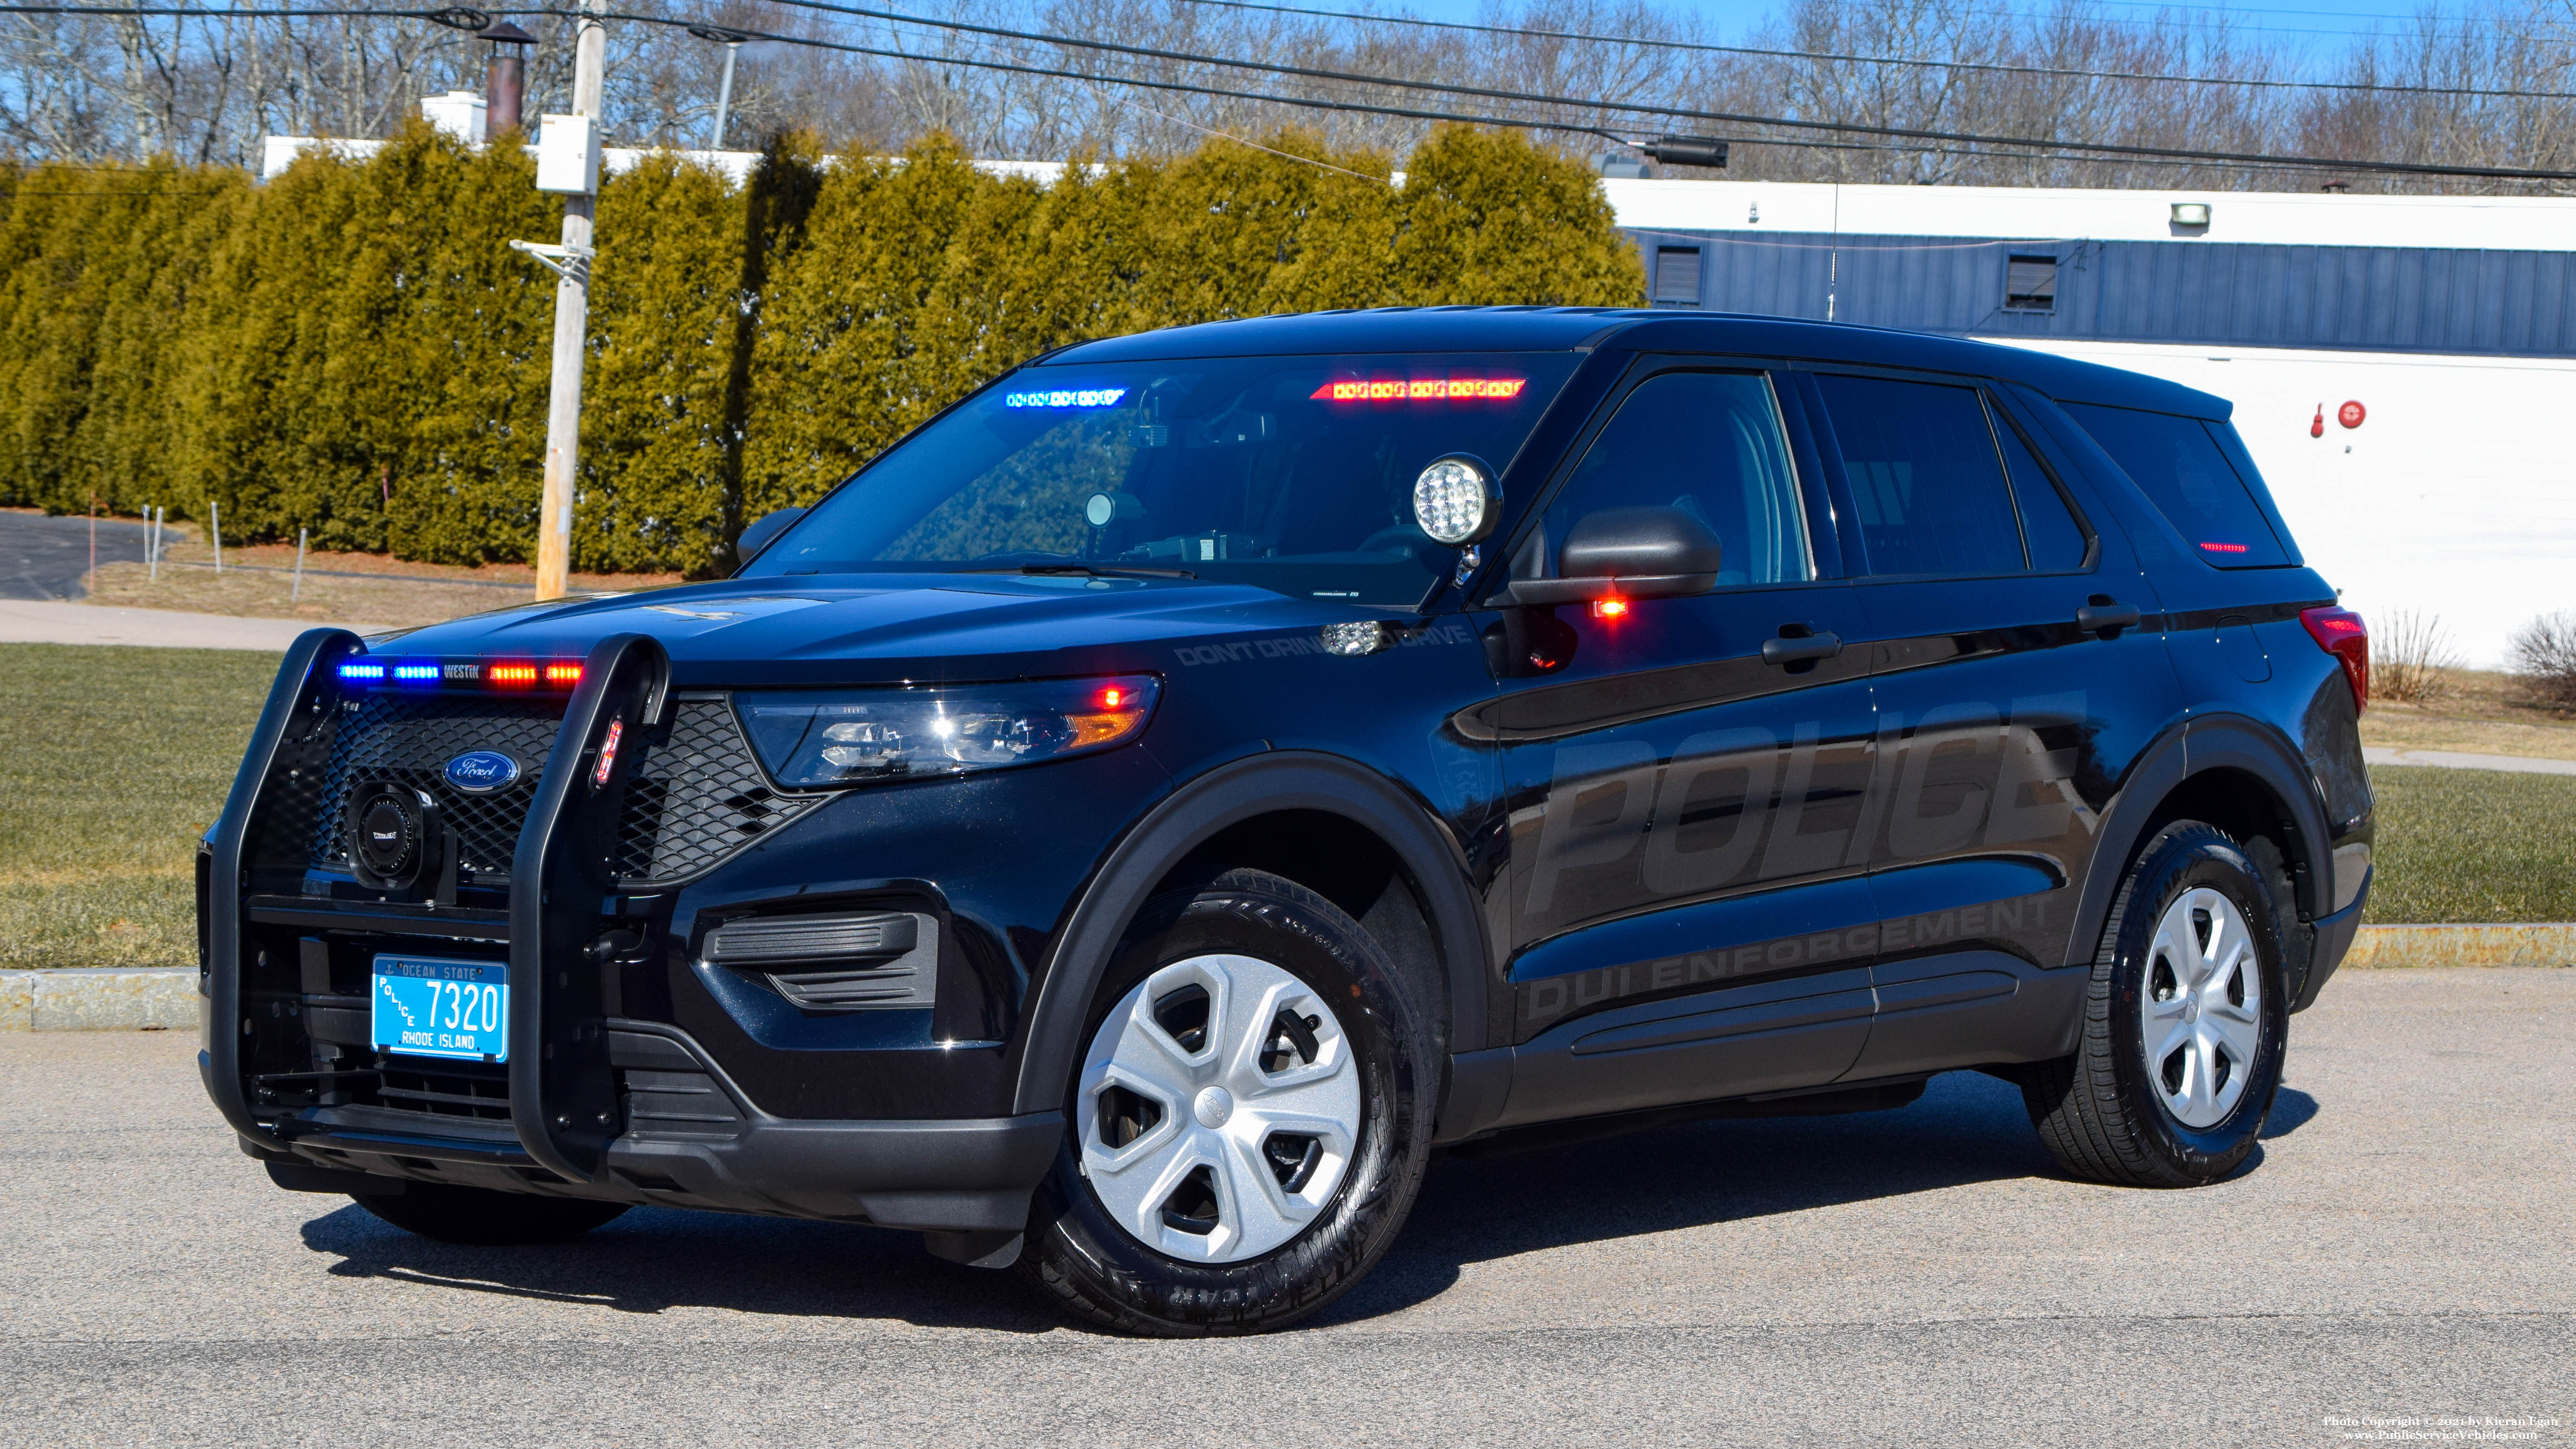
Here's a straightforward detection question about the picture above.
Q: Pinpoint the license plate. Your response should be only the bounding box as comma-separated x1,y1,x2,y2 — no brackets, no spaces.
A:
371,954,509,1062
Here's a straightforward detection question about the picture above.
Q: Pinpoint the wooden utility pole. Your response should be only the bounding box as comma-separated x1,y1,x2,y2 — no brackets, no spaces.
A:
532,0,606,601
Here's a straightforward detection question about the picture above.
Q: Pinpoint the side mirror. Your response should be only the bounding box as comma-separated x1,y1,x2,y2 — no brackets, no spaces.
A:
1510,505,1722,605
735,506,807,568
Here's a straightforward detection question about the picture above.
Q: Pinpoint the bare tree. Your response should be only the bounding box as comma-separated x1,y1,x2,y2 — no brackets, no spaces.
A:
5,0,2575,193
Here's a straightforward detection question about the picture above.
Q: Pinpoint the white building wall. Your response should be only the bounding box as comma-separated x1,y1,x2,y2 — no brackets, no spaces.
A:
1598,176,2576,251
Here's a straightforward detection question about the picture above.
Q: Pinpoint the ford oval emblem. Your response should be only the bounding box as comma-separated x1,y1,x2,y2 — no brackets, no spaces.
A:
443,750,522,794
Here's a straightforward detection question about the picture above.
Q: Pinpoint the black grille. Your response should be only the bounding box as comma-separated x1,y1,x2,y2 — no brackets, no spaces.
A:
371,1059,513,1123
311,695,565,876
613,699,820,885
311,693,816,886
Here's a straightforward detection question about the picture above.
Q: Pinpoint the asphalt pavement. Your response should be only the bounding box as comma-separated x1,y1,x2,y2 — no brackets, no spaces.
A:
3,968,2568,1446
0,508,153,600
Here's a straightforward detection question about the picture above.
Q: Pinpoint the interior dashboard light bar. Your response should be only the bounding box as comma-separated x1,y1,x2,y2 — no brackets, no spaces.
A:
1004,387,1127,408
1310,377,1527,403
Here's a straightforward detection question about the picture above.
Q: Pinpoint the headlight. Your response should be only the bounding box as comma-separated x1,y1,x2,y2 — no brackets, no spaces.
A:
739,675,1161,788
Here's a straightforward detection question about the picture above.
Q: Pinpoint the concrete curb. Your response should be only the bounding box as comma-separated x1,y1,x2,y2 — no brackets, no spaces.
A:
3,925,2568,1030
2343,925,2576,969
0,969,200,1031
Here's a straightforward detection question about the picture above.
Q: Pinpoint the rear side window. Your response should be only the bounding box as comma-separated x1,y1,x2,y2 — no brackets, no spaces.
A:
1996,417,2091,571
2062,402,2291,567
1812,374,2026,577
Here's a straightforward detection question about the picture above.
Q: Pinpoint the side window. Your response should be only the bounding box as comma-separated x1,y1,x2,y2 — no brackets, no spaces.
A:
1995,413,2091,571
2061,402,2291,568
1544,371,1812,587
1812,374,2026,577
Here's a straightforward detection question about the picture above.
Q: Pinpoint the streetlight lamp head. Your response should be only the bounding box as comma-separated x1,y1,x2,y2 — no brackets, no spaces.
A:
476,18,535,135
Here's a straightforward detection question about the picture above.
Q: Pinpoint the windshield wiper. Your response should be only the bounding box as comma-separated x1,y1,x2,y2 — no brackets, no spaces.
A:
992,562,1198,581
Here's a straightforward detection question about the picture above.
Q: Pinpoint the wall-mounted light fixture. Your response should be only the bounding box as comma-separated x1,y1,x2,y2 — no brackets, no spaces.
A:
2171,201,2213,227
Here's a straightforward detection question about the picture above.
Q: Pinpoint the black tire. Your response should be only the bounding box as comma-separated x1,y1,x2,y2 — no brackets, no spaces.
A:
358,1182,631,1245
2021,821,2290,1187
1021,867,1438,1336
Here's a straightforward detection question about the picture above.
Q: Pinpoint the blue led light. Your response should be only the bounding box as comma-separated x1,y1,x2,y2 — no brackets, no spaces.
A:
337,662,386,680
391,664,442,682
1004,387,1126,409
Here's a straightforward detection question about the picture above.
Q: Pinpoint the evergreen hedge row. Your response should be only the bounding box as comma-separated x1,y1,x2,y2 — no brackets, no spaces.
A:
0,126,1644,576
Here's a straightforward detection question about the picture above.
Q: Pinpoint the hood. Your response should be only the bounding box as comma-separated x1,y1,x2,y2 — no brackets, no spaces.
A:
367,574,1383,685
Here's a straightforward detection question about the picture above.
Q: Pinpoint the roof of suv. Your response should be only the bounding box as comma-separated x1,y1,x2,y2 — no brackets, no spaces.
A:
1046,306,2229,419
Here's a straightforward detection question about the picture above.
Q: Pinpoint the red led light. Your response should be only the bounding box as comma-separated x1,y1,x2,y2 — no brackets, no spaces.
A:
544,663,583,685
592,717,623,788
1591,596,1630,620
1099,687,1125,709
1308,377,1527,402
2198,541,2250,554
489,663,539,685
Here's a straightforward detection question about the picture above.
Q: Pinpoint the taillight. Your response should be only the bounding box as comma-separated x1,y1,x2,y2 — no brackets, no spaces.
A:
2300,605,2369,713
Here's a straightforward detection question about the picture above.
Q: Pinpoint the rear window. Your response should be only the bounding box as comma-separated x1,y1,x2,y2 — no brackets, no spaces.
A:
2061,403,2291,568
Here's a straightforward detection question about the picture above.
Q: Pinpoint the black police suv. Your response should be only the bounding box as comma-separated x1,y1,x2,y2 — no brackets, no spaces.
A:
202,307,2373,1334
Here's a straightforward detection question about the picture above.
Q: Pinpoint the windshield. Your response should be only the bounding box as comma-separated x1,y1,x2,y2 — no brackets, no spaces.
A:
743,351,1583,606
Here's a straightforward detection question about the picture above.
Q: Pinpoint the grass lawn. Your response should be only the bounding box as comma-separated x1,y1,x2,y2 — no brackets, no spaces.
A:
2363,766,2576,923
0,644,279,969
0,645,2569,969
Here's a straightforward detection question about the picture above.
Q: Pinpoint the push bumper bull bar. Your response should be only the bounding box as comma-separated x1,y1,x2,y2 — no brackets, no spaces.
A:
202,628,1061,1238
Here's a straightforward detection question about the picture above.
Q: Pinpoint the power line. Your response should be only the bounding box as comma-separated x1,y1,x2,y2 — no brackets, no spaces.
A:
727,0,2576,179
1167,0,2576,102
0,3,488,17
562,9,2534,181
15,2,2563,180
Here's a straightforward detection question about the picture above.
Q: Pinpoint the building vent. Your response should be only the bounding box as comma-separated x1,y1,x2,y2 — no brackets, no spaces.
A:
2005,254,2058,313
1652,246,1703,308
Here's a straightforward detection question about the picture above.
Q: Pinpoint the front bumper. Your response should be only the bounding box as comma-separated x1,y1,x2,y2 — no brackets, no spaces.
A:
224,1022,1062,1230
200,630,1063,1233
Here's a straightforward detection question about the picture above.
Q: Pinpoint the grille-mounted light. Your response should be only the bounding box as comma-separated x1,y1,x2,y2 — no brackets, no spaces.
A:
333,658,588,690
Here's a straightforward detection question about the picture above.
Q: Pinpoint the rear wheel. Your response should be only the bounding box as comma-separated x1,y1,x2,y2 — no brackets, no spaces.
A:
2021,822,2289,1187
358,1182,630,1245
1022,868,1436,1335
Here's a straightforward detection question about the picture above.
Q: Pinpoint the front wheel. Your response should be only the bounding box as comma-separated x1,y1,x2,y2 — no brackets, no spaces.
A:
2021,822,2290,1187
1022,868,1436,1335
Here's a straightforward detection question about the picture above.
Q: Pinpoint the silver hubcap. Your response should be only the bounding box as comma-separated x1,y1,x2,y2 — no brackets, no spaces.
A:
1076,954,1361,1263
2140,887,2264,1129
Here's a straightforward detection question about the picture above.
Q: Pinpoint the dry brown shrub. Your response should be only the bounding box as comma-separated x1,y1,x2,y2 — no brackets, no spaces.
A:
2508,611,2576,711
2377,610,2462,704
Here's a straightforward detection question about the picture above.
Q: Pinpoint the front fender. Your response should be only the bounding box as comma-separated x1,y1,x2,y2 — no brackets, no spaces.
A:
1009,750,1492,1117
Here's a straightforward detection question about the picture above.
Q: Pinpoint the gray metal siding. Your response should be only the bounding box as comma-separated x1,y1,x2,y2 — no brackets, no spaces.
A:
1626,228,2576,358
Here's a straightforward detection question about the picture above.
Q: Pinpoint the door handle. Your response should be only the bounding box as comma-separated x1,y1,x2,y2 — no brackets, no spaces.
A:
1760,630,1843,666
2076,598,2143,637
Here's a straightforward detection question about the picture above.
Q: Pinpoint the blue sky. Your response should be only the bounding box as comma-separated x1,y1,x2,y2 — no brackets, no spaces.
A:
1390,0,2475,57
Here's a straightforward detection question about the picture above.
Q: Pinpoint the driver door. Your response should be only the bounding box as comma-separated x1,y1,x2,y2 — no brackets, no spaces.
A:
1467,362,1881,1125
